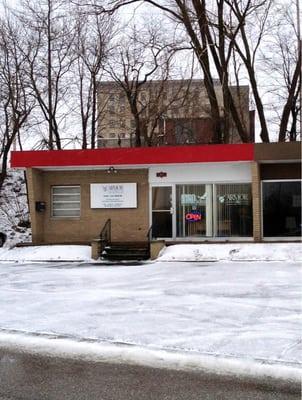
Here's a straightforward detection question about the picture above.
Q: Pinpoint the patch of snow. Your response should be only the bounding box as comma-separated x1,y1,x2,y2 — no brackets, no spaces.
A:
0,169,31,246
157,243,302,262
0,242,300,263
0,245,92,262
0,332,300,385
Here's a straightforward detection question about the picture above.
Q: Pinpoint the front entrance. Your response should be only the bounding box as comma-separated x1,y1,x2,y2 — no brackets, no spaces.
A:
176,184,213,237
151,183,253,239
151,186,173,238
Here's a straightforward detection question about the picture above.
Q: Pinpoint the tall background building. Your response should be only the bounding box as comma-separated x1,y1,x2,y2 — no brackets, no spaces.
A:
97,79,254,148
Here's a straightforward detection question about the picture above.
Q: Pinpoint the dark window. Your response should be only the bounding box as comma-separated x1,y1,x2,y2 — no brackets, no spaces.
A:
152,212,172,238
263,181,301,237
152,187,172,238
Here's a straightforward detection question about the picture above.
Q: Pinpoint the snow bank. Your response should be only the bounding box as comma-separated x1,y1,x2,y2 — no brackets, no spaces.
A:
157,243,302,262
0,242,300,263
0,245,92,262
0,332,300,386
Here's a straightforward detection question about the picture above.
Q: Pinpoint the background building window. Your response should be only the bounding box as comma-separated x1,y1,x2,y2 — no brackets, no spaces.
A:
52,186,80,217
263,181,301,237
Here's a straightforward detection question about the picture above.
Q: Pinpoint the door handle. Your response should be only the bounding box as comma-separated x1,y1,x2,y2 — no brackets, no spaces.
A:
170,207,174,214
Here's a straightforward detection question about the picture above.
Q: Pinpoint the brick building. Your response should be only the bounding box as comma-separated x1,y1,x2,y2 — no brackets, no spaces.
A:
97,79,254,148
11,142,301,259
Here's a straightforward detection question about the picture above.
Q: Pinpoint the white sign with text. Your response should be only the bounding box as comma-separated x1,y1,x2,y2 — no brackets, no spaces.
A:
90,183,137,208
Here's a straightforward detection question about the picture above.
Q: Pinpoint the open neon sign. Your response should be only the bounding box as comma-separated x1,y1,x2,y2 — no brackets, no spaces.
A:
185,210,202,222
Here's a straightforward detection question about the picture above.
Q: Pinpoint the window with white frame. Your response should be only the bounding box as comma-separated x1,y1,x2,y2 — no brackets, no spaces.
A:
52,186,81,217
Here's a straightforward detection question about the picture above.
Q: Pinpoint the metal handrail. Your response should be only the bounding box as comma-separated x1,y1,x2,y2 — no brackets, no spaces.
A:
99,218,111,256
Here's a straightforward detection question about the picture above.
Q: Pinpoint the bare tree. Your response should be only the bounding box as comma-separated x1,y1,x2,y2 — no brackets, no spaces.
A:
99,0,253,143
0,13,34,192
275,2,301,141
71,8,114,148
103,22,186,147
99,0,300,143
19,0,76,149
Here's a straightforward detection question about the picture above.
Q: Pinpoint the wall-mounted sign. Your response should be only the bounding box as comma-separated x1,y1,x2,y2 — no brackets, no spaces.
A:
185,210,202,222
90,183,137,208
156,171,167,178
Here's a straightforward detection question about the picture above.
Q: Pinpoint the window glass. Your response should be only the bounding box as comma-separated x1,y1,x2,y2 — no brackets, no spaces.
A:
152,212,172,238
152,187,171,210
152,187,172,238
216,184,252,237
263,181,301,237
52,186,80,218
176,184,211,237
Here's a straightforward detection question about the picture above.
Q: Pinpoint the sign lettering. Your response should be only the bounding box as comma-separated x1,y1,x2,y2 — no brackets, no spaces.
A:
185,210,202,222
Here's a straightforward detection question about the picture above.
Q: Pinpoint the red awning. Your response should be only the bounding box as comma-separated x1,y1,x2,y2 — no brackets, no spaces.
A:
11,144,254,169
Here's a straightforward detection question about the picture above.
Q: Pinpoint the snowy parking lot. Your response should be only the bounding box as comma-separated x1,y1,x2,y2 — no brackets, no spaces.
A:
0,260,301,367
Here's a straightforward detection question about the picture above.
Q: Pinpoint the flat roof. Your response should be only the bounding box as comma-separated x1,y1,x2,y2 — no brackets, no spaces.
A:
11,144,254,169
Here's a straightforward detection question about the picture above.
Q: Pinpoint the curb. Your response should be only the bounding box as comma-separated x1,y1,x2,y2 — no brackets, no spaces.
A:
0,332,300,392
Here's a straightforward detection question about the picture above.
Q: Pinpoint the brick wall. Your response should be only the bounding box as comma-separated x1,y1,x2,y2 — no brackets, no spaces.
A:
26,168,149,244
251,162,261,241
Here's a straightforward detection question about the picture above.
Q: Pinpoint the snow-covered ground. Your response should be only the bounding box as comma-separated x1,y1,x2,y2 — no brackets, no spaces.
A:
0,245,92,262
0,260,301,369
0,242,301,262
157,243,302,262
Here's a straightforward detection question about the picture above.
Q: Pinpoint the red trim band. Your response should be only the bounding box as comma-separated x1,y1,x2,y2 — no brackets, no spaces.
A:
11,144,254,168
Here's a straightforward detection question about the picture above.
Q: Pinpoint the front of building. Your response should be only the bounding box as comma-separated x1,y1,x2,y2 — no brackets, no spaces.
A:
11,143,301,254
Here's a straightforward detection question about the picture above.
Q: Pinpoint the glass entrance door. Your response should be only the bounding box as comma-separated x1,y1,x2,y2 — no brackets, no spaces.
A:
176,184,213,237
152,186,173,238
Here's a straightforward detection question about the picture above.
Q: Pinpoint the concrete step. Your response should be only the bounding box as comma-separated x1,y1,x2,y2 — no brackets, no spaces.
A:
104,247,148,254
102,242,150,261
104,254,149,261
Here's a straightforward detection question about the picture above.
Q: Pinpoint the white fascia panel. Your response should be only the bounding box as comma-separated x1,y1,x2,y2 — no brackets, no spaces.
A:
149,162,252,184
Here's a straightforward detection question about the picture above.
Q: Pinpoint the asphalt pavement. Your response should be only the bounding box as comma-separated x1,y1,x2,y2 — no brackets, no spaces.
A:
0,347,300,400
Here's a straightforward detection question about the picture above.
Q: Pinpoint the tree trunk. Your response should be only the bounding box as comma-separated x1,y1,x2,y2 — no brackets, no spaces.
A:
248,68,270,142
0,146,9,193
179,0,223,143
91,75,97,149
278,55,301,142
47,0,53,150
